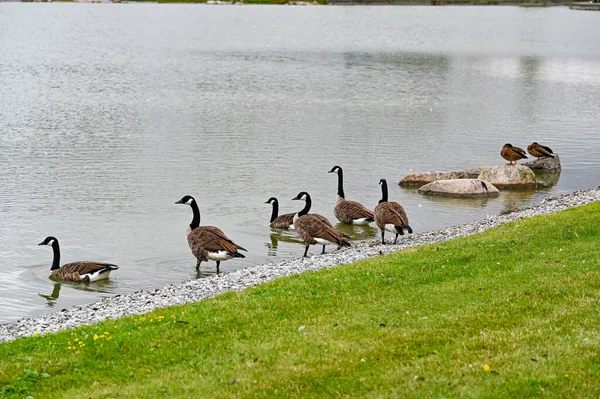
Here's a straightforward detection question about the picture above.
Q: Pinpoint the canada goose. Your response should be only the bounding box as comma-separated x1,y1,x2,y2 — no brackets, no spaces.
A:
328,166,375,225
265,197,295,230
374,179,413,244
175,195,246,272
38,236,118,282
291,191,351,257
527,142,555,160
500,144,528,166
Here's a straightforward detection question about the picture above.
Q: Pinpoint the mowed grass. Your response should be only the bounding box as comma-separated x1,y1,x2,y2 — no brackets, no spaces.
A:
1,201,599,398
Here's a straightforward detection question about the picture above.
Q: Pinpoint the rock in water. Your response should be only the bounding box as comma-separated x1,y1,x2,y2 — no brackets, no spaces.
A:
477,165,537,189
417,179,500,198
399,171,471,187
522,153,561,171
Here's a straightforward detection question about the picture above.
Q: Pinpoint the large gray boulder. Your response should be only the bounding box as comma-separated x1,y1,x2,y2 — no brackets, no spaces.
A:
477,165,537,189
417,179,500,198
399,170,470,187
522,153,561,171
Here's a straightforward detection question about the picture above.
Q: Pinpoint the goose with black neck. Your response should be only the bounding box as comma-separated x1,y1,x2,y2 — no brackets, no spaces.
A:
265,197,296,230
328,165,375,225
175,195,246,272
374,179,413,244
291,191,351,257
38,236,119,282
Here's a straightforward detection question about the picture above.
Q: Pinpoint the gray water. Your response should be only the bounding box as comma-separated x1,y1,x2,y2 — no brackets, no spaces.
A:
1,3,599,323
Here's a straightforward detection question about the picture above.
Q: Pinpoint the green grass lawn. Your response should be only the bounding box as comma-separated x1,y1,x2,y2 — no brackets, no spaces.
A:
1,201,599,398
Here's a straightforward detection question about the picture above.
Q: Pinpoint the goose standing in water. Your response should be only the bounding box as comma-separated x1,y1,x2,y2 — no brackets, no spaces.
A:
500,144,528,166
292,191,351,257
38,236,118,282
265,197,295,230
527,142,555,160
374,179,413,244
175,195,246,272
328,166,374,225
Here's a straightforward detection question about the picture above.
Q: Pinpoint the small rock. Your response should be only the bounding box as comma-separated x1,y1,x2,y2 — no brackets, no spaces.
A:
477,165,537,189
523,153,561,171
417,179,500,198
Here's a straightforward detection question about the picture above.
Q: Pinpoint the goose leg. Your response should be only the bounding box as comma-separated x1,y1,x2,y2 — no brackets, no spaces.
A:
303,244,310,258
394,233,399,244
321,245,326,255
196,259,202,270
216,261,220,274
381,230,385,245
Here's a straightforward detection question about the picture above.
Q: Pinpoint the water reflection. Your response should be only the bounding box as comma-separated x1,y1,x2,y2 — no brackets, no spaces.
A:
38,283,61,307
534,170,561,188
266,232,304,257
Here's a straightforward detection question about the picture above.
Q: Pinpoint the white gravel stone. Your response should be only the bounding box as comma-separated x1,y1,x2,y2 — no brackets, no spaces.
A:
1,187,599,343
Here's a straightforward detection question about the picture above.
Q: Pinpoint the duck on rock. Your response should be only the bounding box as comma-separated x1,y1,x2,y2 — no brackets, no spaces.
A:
500,143,528,166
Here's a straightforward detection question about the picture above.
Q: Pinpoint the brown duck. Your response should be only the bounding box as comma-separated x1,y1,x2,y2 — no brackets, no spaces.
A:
501,143,528,166
38,236,118,282
176,195,246,272
328,166,375,225
291,191,351,257
374,179,413,244
265,197,296,230
527,142,555,160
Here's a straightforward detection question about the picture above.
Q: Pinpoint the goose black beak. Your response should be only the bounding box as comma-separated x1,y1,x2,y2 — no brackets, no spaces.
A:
292,196,300,201
175,200,183,204
38,241,45,246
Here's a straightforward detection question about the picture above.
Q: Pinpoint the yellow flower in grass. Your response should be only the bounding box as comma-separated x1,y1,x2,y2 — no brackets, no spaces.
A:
483,364,490,371
33,332,40,337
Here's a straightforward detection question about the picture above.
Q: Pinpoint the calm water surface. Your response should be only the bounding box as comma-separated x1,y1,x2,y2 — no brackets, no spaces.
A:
0,4,599,323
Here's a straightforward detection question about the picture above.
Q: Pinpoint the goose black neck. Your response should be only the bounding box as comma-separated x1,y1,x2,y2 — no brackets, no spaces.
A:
379,180,389,203
336,169,345,199
298,195,312,217
51,242,61,271
190,200,201,230
269,199,279,223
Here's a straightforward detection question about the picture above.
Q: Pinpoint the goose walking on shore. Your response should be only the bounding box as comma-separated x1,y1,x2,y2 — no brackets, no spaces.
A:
176,195,246,272
292,191,351,257
328,166,375,225
38,236,118,282
374,179,413,244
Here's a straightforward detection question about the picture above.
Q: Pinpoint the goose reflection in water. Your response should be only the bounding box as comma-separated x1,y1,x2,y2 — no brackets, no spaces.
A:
38,283,62,307
266,233,304,257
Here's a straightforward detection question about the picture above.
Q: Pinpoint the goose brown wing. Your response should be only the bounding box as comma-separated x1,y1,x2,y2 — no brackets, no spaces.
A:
188,226,244,255
375,202,409,228
295,215,345,244
336,200,375,220
271,212,295,229
55,262,118,281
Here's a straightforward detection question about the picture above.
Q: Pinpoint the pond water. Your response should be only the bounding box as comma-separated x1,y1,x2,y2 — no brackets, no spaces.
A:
0,3,599,323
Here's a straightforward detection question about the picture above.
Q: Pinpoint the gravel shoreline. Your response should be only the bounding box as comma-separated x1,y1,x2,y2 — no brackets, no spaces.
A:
2,187,599,343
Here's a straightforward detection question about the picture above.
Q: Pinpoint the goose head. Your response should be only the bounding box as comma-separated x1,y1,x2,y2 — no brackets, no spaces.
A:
292,191,310,202
175,195,196,206
265,197,278,205
379,178,387,186
503,143,513,148
328,165,342,174
38,236,58,247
